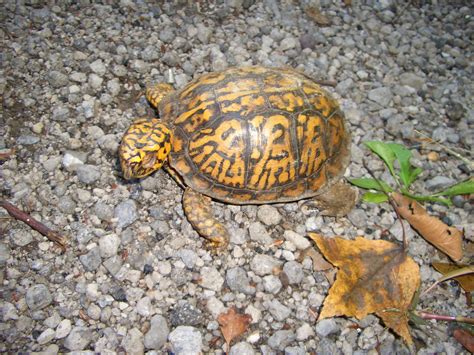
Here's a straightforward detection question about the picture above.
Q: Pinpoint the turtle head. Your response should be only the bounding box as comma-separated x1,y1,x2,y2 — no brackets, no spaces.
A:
119,118,172,180
145,83,175,109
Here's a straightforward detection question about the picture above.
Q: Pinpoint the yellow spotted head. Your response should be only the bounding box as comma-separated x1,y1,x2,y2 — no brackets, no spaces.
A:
119,118,172,179
145,83,175,109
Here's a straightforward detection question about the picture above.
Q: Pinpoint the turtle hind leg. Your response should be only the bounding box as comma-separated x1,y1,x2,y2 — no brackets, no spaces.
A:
182,188,229,249
306,180,358,217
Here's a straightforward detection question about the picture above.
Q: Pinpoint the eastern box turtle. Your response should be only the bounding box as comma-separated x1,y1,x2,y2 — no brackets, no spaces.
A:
119,66,356,248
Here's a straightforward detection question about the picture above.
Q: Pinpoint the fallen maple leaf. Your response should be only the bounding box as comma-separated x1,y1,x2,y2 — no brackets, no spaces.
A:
309,233,420,345
391,192,463,262
217,307,252,351
430,262,474,293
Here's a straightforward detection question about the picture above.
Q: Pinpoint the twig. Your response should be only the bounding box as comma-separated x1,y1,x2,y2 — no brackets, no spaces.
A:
415,129,474,169
362,162,408,250
0,200,67,252
415,311,474,325
314,79,337,87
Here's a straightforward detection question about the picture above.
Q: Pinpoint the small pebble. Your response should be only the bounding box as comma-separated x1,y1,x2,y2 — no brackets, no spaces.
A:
169,326,202,355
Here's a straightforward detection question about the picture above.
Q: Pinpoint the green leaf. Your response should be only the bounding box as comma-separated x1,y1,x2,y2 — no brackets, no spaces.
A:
405,193,452,206
349,178,393,192
364,141,397,179
386,143,421,189
434,179,474,197
362,191,389,203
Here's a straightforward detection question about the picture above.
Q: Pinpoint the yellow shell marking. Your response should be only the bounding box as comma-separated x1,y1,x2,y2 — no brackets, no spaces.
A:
248,114,296,190
189,119,246,187
296,113,326,177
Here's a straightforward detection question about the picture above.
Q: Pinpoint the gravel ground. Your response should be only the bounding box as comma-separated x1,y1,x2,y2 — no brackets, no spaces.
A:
1,0,473,353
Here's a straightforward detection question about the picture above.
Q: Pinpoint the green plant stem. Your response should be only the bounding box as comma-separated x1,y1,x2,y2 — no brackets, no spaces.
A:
402,192,452,206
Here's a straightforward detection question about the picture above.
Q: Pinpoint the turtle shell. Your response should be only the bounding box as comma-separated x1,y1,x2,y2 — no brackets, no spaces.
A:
159,66,350,204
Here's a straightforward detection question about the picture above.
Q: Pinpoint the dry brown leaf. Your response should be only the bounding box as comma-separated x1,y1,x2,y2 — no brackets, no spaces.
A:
391,192,463,261
432,262,474,292
309,233,420,345
453,328,474,353
299,247,333,271
304,6,331,26
217,307,252,351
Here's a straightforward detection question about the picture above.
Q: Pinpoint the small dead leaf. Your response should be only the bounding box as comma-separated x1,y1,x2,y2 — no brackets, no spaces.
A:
299,247,333,271
391,192,463,262
305,6,331,26
309,233,420,345
453,328,474,353
431,262,474,293
217,307,252,351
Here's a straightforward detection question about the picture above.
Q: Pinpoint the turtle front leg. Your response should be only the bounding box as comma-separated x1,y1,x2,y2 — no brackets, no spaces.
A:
307,180,358,217
182,188,229,249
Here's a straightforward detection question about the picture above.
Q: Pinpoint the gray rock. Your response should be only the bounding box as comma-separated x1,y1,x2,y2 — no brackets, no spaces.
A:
37,328,56,345
162,52,180,67
249,222,273,244
169,326,202,355
136,296,153,317
177,249,197,269
196,23,211,44
226,267,256,295
296,323,314,341
229,226,248,245
230,341,256,355
399,72,424,91
76,164,100,184
283,230,311,250
121,328,144,354
425,176,456,191
282,261,304,284
88,73,103,90
316,338,338,354
26,284,52,310
48,70,68,88
268,330,295,350
144,314,169,350
170,302,203,326
267,299,290,321
316,318,339,336
62,151,85,168
10,229,33,247
114,200,138,228
432,126,448,143
280,37,297,51
2,302,18,321
90,59,106,76
99,234,121,258
257,205,282,226
17,135,40,145
250,254,282,276
103,255,123,276
285,346,306,355
94,202,114,221
70,72,87,83
79,247,101,272
58,196,76,214
263,275,282,294
159,28,175,43
64,326,92,351
200,267,224,291
368,87,393,106
0,243,10,266
347,209,367,228
55,319,72,339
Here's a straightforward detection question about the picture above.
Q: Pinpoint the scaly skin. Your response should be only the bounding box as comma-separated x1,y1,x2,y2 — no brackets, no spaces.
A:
182,187,229,249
